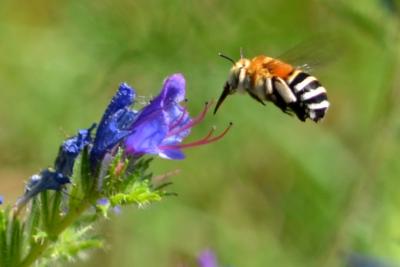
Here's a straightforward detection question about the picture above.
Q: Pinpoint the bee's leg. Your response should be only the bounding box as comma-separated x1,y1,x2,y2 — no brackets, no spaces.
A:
247,91,266,106
288,103,306,121
273,77,297,104
271,92,293,116
281,108,294,116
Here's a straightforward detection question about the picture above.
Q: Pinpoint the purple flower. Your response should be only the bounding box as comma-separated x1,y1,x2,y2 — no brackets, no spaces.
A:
89,74,230,163
90,83,137,167
0,195,3,205
14,74,231,211
97,197,109,206
97,197,121,215
125,74,232,160
198,249,219,267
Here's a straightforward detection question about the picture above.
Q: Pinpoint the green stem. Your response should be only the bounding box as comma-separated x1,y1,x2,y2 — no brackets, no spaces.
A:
17,199,92,267
18,148,100,267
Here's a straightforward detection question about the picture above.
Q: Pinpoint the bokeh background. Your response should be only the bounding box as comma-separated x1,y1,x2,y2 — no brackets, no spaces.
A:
1,0,400,266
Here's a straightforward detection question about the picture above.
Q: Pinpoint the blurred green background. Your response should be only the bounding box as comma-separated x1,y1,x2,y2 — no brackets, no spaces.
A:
1,0,400,266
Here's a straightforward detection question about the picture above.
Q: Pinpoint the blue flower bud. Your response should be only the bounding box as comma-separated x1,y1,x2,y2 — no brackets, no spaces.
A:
90,83,137,167
16,169,70,208
55,125,95,177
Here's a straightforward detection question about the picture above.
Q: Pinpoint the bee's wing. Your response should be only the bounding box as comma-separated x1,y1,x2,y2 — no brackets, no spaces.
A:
276,34,342,72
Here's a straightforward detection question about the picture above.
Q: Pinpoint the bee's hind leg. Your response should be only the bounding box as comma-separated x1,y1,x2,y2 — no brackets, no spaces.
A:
288,103,307,122
248,91,266,106
270,93,295,117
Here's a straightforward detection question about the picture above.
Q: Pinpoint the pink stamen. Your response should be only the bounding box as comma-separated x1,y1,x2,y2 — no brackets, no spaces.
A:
167,101,213,137
169,105,188,130
161,122,233,150
202,126,216,140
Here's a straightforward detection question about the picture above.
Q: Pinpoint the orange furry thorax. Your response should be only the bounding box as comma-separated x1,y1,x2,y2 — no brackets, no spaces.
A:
246,55,294,85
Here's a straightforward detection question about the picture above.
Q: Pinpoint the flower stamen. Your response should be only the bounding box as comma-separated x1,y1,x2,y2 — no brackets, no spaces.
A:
161,122,232,150
167,101,213,137
169,105,188,130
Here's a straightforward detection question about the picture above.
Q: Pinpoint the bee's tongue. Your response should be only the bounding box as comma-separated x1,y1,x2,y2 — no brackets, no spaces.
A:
214,82,230,115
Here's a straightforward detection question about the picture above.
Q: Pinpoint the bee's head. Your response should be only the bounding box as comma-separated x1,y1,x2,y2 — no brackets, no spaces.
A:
214,52,250,114
229,58,250,88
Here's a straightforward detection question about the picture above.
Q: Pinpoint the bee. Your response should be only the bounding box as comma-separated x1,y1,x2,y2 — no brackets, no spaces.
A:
214,51,330,122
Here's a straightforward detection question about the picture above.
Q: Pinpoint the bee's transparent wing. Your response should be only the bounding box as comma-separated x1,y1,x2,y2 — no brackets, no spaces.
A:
276,33,343,72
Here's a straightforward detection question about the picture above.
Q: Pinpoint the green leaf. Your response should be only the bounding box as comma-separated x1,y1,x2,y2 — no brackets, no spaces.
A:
50,191,62,233
39,191,50,232
96,200,111,219
32,231,48,245
38,226,103,266
109,180,162,207
0,209,7,267
9,217,23,266
25,199,40,243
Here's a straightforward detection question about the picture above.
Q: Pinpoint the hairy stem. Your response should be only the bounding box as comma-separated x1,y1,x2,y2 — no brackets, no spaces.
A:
17,199,92,267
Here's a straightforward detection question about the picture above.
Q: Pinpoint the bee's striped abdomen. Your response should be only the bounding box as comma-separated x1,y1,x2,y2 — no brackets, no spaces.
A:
286,70,329,122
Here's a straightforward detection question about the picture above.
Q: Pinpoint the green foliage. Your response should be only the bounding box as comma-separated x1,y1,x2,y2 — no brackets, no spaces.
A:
0,209,24,267
39,226,103,266
109,180,162,207
99,150,164,212
0,147,165,267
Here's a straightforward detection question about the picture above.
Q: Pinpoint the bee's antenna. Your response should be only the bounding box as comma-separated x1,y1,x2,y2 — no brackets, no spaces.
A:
240,47,244,59
218,52,235,65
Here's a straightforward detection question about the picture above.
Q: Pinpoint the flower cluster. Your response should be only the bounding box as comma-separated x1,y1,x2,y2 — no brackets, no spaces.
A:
16,73,231,209
3,73,231,267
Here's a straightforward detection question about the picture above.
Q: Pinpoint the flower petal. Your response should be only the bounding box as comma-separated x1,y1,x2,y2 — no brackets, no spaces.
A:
159,149,185,160
97,197,109,206
125,111,168,155
162,73,186,105
132,73,186,127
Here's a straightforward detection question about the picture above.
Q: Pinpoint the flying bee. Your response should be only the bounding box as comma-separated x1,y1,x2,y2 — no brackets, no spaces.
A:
214,51,330,122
